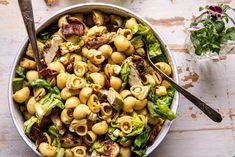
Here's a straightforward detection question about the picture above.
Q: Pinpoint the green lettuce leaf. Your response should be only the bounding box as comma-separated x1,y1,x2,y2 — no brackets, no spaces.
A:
110,111,120,128
13,78,24,93
132,24,151,35
127,113,145,137
90,141,105,154
35,91,64,120
108,127,118,141
23,116,38,134
56,148,65,157
147,87,176,120
38,32,50,43
52,137,61,148
15,66,26,78
131,126,151,156
148,42,162,58
48,125,59,137
31,79,52,91
131,36,144,49
120,64,131,90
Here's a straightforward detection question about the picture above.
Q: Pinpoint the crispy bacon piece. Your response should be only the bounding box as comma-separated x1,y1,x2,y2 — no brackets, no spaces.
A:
65,57,75,73
29,125,47,144
60,132,82,148
132,55,147,77
85,32,116,49
39,68,58,77
86,34,110,49
66,16,83,24
62,24,85,38
104,75,111,89
61,16,86,38
148,126,160,145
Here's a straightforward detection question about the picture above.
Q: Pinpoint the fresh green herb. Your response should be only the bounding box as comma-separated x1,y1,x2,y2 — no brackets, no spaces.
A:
190,3,235,56
15,66,26,78
191,19,222,55
221,27,235,43
120,64,131,90
131,126,151,156
13,78,24,93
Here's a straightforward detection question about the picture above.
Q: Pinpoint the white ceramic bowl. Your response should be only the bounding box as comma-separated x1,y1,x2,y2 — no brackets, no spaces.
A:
8,3,179,156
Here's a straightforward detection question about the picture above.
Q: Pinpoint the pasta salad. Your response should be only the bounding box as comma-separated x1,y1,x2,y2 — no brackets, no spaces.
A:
12,10,176,157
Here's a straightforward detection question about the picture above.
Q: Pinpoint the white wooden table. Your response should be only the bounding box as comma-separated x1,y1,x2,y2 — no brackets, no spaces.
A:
0,0,235,156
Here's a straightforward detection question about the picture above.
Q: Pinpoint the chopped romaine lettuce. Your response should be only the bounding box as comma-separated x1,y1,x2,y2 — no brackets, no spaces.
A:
120,64,131,90
147,87,176,120
127,113,145,137
132,24,151,35
52,137,61,148
13,78,24,93
23,116,38,134
148,42,162,58
131,126,151,156
132,23,163,59
108,127,118,141
31,79,52,91
15,66,26,78
110,111,120,128
117,136,129,143
131,36,144,49
56,148,64,157
48,125,59,137
38,32,50,43
90,141,105,154
35,91,64,120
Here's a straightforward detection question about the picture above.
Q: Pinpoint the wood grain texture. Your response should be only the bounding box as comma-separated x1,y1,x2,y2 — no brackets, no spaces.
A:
0,0,235,157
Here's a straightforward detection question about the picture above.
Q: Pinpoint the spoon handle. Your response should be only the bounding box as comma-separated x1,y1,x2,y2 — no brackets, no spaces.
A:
18,0,43,71
147,56,222,123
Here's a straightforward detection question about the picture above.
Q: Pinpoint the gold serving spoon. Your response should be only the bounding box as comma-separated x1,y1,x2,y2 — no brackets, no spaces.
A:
18,0,44,72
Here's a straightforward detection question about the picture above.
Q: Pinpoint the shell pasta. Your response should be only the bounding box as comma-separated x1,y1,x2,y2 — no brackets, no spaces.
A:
12,10,176,157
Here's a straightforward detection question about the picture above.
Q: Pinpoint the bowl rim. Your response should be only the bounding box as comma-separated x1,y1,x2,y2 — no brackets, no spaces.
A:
8,2,179,156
